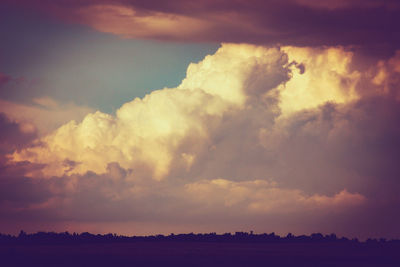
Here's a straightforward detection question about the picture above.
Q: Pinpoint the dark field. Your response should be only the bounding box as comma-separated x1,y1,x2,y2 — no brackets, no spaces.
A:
1,240,400,267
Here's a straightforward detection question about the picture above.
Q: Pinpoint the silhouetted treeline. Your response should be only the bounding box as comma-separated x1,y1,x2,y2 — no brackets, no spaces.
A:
2,231,400,267
0,230,398,245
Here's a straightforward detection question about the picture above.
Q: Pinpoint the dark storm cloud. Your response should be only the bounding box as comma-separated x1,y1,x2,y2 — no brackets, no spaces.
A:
4,0,400,49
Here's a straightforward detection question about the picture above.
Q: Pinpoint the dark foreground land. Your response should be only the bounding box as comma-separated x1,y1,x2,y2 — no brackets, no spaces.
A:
1,232,399,266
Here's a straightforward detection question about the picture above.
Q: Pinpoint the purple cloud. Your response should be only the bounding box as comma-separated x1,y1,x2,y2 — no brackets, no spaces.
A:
0,73,11,87
5,0,399,50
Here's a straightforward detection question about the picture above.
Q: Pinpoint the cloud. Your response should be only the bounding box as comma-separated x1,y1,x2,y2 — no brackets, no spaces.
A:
13,44,365,181
7,0,400,49
185,179,365,214
0,73,11,86
293,0,399,10
11,43,393,184
0,163,366,233
11,44,290,179
0,112,37,155
0,97,94,135
3,43,400,238
278,46,360,115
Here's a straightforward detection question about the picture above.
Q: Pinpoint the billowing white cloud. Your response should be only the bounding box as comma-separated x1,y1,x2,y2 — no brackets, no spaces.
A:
6,43,400,238
13,44,364,179
278,46,360,115
12,44,290,179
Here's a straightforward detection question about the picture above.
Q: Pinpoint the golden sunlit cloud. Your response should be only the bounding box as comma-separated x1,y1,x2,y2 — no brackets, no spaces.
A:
11,44,398,181
3,40,400,239
11,43,400,228
12,44,285,178
278,46,360,116
75,4,211,40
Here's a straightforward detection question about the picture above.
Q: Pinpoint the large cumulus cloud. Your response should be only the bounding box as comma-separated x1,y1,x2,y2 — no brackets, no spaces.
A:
4,44,400,238
12,45,289,179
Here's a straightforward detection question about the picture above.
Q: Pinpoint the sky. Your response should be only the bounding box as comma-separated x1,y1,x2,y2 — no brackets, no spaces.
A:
1,0,400,239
